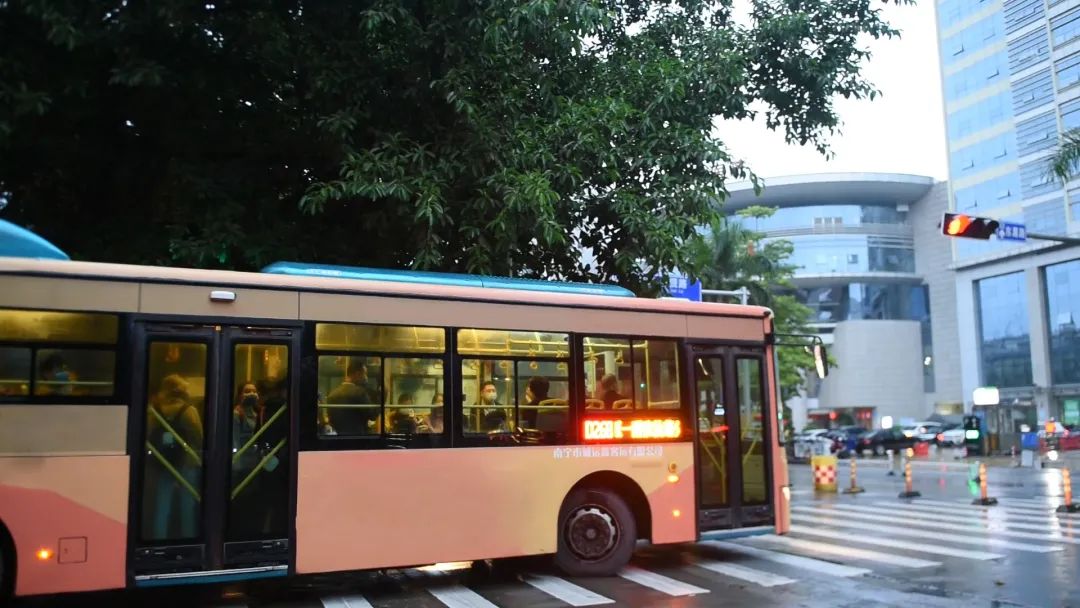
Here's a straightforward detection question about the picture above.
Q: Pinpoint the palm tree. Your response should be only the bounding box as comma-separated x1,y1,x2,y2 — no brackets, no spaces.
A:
1049,128,1080,182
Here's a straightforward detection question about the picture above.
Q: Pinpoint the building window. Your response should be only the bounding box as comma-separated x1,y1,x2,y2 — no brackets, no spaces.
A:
1051,8,1080,48
977,272,1033,388
1045,259,1080,384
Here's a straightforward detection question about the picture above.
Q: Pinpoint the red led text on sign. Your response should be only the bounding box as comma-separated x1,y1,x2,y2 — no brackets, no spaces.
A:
583,418,682,441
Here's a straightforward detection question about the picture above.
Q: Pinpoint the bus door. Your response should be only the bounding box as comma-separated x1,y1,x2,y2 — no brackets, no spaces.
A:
690,345,773,531
129,322,298,583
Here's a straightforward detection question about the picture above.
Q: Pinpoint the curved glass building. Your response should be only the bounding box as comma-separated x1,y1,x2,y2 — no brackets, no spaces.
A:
724,173,962,431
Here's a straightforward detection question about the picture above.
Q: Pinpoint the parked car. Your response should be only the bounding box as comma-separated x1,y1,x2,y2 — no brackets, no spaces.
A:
902,421,941,439
825,426,865,457
858,427,917,456
937,425,965,447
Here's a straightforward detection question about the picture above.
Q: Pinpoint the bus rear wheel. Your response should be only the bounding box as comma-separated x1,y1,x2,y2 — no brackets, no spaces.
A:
554,488,636,577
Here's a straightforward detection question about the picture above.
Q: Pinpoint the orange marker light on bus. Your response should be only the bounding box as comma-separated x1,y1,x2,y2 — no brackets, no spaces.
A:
672,509,681,518
583,419,682,441
667,473,680,483
37,548,53,561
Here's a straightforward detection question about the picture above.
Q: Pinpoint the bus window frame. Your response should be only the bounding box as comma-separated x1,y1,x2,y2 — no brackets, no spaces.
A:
574,333,692,443
452,326,575,447
302,321,451,451
0,307,126,406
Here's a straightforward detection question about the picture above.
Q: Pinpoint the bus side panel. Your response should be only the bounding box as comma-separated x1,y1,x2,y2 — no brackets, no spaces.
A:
765,344,790,534
0,455,129,596
294,444,695,574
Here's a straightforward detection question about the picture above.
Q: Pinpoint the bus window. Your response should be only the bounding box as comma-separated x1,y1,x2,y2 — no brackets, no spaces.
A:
736,357,767,505
141,342,208,542
33,348,116,397
383,356,443,435
229,343,290,542
457,328,570,358
0,346,30,396
461,358,515,435
0,309,118,343
316,323,445,353
0,309,118,400
516,360,569,436
583,337,680,412
318,355,381,436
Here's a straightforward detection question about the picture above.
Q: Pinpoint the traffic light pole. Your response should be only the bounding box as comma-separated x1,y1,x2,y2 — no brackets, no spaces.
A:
1027,232,1080,245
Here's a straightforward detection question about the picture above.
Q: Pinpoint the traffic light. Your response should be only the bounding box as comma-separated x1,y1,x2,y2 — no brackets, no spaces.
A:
963,415,982,455
941,213,999,239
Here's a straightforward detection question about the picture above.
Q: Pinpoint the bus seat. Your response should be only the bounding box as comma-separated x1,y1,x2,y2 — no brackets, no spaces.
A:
585,399,604,410
539,398,568,407
613,399,634,410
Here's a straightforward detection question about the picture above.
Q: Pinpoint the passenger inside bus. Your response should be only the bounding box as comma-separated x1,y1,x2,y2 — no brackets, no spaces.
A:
145,373,203,540
597,373,626,408
477,380,508,432
325,361,379,435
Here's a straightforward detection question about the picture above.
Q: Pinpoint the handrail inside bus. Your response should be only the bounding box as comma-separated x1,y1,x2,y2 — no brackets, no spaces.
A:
261,261,636,298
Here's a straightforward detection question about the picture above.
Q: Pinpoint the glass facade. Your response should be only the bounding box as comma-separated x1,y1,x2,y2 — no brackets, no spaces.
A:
771,235,915,275
799,283,929,324
937,0,1078,263
731,198,934,395
1046,259,1080,385
977,272,1033,388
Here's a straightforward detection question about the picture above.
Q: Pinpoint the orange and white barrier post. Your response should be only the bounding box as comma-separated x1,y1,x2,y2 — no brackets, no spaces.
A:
898,452,921,498
972,461,998,506
1057,468,1079,513
843,458,865,494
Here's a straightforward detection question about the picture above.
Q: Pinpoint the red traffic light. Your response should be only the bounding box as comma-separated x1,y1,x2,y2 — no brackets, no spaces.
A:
941,213,999,240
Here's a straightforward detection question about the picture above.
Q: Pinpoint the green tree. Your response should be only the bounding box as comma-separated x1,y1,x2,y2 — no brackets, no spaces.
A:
1,0,911,293
1049,128,1080,183
689,205,817,403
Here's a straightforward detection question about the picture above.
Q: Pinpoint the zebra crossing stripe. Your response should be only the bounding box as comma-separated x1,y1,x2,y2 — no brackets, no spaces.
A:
522,574,615,606
618,566,710,596
857,502,1076,533
892,500,1080,523
428,585,500,608
942,498,1078,516
743,534,942,568
693,560,797,587
791,514,1063,553
793,506,1080,545
703,541,871,577
321,596,374,608
789,525,1003,560
994,497,1064,508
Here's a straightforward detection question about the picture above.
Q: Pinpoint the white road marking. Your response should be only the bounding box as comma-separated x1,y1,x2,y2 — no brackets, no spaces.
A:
617,566,710,596
858,502,1074,533
896,500,1080,523
428,585,500,608
789,524,1003,560
321,596,374,608
703,541,871,577
793,505,1080,544
693,560,797,587
791,514,1062,553
743,534,942,568
522,574,615,606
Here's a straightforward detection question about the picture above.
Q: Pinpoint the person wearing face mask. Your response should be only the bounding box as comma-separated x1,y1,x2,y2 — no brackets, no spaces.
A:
232,383,262,473
477,381,508,432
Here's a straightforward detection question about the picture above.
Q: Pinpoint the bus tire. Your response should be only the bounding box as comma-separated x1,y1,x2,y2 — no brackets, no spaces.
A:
554,487,636,577
0,522,14,604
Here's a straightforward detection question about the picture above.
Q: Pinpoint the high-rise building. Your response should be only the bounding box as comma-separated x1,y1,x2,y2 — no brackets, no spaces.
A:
725,173,962,431
935,0,1080,451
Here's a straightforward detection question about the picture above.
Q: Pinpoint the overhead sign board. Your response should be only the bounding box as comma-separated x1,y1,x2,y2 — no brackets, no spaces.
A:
667,274,702,302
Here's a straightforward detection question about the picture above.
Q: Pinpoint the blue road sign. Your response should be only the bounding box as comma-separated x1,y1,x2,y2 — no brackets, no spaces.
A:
996,222,1027,242
667,275,702,302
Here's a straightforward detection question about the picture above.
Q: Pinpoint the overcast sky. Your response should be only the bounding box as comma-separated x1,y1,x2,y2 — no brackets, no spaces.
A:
717,1,948,182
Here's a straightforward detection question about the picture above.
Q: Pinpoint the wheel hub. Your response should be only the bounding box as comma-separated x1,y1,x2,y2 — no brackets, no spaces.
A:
565,506,618,561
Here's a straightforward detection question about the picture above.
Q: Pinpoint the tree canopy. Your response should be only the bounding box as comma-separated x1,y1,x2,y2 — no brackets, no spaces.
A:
1,0,910,293
689,205,817,404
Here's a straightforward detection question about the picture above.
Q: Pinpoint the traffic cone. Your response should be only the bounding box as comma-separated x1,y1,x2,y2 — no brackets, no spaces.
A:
971,462,998,506
1057,468,1079,513
898,456,921,499
843,459,865,494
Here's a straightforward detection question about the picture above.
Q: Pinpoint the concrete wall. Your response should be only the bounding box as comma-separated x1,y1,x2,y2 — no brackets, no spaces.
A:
910,181,963,411
817,319,925,427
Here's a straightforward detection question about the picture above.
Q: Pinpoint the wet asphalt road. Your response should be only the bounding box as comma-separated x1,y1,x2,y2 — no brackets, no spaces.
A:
12,458,1080,608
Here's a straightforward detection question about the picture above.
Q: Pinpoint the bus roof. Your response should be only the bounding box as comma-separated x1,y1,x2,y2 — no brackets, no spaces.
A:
0,257,771,319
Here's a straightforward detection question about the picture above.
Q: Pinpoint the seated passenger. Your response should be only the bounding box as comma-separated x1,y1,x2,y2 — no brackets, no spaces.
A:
598,374,625,408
